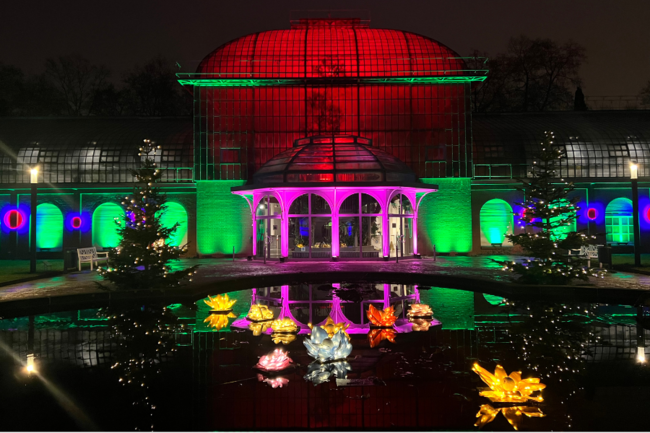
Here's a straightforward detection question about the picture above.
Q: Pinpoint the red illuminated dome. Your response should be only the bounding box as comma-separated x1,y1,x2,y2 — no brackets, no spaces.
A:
197,18,468,79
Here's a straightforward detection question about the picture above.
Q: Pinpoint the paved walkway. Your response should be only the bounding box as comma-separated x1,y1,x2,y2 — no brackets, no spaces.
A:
1,256,649,310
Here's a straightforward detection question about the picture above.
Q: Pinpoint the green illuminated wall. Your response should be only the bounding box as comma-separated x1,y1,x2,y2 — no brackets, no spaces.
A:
418,178,472,253
36,203,63,251
92,203,123,248
420,286,475,330
196,181,252,255
159,202,188,247
479,199,513,246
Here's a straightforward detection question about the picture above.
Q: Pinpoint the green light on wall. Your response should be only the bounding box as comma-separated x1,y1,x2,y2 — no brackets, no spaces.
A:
159,202,188,247
418,178,473,253
36,203,63,251
177,75,487,87
479,199,513,246
92,203,123,249
420,286,475,330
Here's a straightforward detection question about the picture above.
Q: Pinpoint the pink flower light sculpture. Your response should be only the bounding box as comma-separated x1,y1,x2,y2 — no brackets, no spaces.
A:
257,374,289,388
255,349,293,372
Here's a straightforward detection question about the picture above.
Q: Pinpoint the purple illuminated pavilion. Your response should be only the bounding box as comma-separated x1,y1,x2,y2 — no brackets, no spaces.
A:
232,135,438,260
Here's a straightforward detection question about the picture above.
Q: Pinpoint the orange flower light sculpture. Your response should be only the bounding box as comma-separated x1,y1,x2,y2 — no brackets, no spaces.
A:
309,316,350,340
271,333,297,345
368,328,397,348
247,304,274,322
472,363,546,403
367,305,397,327
204,312,236,330
271,317,298,333
407,303,433,318
475,404,545,430
204,294,237,312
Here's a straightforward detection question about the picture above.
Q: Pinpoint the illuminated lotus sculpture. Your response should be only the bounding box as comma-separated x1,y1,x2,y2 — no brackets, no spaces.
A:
204,312,236,330
304,326,352,362
271,333,297,345
407,303,433,318
255,349,293,372
367,305,397,327
304,361,351,385
257,374,289,388
410,318,433,332
475,404,545,430
247,304,274,321
271,317,298,333
249,321,272,336
472,363,546,403
368,328,397,348
204,294,237,312
310,316,350,340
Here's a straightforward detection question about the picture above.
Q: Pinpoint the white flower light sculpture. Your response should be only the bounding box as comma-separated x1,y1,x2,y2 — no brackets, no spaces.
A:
303,326,352,363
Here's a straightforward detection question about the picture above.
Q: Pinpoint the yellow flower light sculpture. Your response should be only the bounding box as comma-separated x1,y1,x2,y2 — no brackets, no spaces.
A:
475,404,545,430
271,333,297,345
249,321,272,336
204,312,236,330
247,304,274,321
271,317,298,333
367,305,397,327
407,303,433,318
308,316,350,340
472,363,546,403
204,294,237,312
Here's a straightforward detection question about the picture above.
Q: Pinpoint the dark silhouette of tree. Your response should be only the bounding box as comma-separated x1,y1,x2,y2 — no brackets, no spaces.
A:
574,86,588,111
122,56,190,117
44,55,111,116
471,36,586,112
0,63,24,116
640,81,650,108
89,83,127,116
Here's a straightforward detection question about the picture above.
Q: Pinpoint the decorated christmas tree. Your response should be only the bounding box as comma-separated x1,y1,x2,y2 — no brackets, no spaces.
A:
499,131,602,285
99,139,197,290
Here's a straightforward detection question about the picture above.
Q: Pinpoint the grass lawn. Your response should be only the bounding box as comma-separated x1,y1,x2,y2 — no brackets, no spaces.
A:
0,260,64,285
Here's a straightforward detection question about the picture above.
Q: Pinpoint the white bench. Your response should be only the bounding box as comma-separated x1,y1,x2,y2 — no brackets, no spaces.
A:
568,244,602,268
77,247,109,271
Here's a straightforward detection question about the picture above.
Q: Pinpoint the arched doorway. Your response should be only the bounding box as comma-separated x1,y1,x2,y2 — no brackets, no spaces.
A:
480,199,513,247
36,203,63,252
92,203,124,249
159,202,188,247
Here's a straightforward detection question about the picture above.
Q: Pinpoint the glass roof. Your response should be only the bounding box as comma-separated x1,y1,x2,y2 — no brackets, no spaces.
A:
253,135,417,184
196,19,473,79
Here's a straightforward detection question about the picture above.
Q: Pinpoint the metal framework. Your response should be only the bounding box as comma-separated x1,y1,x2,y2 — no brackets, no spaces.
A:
187,18,475,181
0,118,194,184
472,112,650,179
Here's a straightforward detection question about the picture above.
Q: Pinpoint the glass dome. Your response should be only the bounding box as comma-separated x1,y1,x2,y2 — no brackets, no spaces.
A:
252,135,417,184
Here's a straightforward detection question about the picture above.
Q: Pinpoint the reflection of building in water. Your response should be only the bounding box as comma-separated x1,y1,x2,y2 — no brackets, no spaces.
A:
231,283,441,335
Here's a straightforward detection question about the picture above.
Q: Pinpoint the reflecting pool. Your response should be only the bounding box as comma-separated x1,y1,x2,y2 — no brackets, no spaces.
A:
0,283,648,431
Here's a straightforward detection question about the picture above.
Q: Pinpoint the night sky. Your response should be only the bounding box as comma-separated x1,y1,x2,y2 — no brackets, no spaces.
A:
2,0,649,97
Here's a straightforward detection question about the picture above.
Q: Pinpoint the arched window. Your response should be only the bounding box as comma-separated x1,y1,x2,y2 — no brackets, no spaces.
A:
550,200,577,241
480,199,514,247
288,193,332,259
338,193,382,258
159,202,188,247
36,203,63,252
92,203,124,249
606,198,633,245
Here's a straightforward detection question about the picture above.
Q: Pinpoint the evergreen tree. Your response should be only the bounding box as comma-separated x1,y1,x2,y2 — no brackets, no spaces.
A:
499,131,602,284
99,139,197,290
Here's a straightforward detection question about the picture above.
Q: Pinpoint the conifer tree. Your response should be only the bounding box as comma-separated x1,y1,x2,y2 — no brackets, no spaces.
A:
99,139,197,290
499,131,602,284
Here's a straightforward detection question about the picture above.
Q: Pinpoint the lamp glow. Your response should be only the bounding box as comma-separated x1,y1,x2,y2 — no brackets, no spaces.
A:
30,167,39,184
25,354,36,374
3,209,25,230
586,208,598,220
630,162,638,180
71,216,83,229
472,363,545,403
638,346,646,363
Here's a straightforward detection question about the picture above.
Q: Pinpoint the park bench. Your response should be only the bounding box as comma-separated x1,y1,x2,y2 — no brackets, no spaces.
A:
77,247,109,271
568,244,602,268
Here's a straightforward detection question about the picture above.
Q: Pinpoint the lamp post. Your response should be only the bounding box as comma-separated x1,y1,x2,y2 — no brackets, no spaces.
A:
30,167,38,273
630,162,641,267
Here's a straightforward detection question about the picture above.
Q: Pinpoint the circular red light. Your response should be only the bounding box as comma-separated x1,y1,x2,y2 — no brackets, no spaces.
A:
4,209,24,230
71,216,82,229
587,208,598,220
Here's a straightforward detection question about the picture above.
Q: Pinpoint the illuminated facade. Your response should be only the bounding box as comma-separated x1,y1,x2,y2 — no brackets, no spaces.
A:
0,18,649,260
